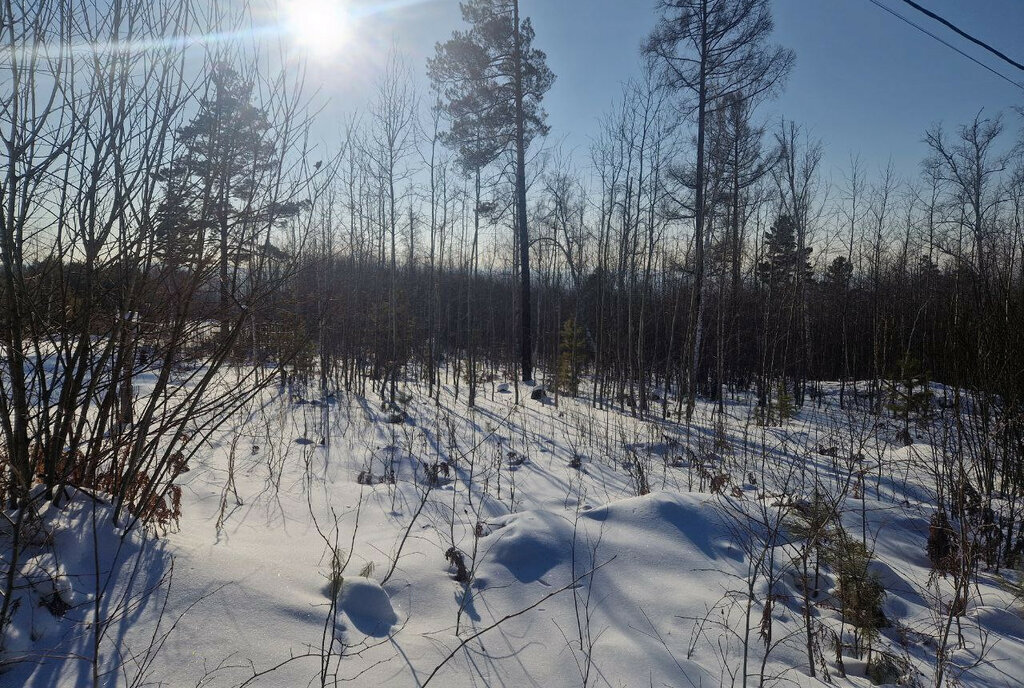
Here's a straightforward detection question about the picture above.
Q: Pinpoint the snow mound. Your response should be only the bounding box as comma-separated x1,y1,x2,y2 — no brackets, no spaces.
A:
2,489,171,684
472,491,729,687
971,606,1024,639
483,510,574,583
482,492,737,589
339,577,397,636
581,491,739,561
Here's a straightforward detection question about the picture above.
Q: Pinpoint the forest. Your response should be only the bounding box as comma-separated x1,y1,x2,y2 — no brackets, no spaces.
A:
2,0,1024,686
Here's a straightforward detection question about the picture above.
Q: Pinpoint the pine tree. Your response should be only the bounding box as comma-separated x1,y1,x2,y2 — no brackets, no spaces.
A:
775,379,795,422
828,533,887,661
159,64,303,338
887,355,932,435
758,214,812,417
758,213,812,290
556,317,588,397
152,184,200,267
429,0,555,382
824,255,853,291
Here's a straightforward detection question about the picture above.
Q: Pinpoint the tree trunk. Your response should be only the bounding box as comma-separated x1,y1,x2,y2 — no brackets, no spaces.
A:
513,0,533,382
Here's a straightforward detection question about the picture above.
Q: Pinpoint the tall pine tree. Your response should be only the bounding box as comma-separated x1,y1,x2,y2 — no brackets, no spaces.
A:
159,64,301,338
429,0,554,382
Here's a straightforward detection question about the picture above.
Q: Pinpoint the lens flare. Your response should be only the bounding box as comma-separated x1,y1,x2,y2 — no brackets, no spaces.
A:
283,0,351,58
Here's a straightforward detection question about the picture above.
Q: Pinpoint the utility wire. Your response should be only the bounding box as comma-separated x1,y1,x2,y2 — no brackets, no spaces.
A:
866,0,1024,92
896,0,1024,73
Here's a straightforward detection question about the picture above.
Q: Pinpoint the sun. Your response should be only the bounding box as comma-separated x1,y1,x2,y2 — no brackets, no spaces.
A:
282,0,351,58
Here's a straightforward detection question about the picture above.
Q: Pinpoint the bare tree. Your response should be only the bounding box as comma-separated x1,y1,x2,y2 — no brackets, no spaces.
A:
369,49,419,404
645,0,793,420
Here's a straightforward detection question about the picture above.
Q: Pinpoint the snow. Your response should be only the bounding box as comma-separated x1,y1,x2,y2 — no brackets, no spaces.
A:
338,577,398,635
4,377,1024,687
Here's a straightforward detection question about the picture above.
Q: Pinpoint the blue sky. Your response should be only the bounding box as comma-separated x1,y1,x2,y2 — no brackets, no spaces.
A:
300,0,1024,184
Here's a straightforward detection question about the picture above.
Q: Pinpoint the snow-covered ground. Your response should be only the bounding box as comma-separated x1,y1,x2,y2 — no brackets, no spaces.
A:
5,376,1024,687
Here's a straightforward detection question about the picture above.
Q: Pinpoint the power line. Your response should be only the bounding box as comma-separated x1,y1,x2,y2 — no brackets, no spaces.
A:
896,0,1024,73
866,0,1024,92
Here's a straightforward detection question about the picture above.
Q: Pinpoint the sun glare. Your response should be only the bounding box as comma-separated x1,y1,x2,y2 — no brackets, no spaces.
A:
283,0,350,58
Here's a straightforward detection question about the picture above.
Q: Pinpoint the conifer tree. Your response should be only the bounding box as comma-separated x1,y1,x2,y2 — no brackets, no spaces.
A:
556,317,588,397
824,255,853,291
887,355,932,436
429,0,555,382
159,63,302,338
758,213,812,290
